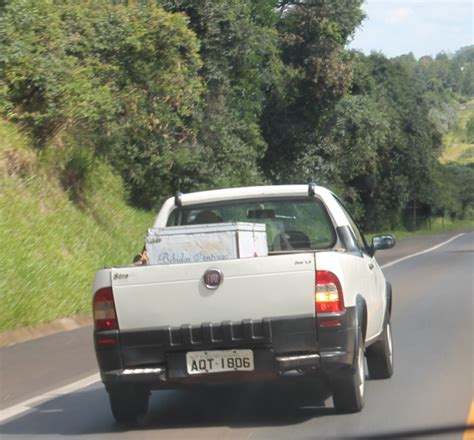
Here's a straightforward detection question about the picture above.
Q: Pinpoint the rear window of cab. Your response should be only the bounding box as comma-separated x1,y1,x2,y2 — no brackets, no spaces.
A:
167,198,336,251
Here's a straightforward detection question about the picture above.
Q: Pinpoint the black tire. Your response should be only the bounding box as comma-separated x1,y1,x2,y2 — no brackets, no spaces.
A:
366,319,394,379
331,329,365,413
108,386,150,424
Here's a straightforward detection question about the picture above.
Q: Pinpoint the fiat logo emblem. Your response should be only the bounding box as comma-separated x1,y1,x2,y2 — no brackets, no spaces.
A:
203,269,223,290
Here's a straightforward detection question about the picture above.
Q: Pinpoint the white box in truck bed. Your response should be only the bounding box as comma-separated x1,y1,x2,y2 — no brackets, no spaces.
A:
145,222,268,265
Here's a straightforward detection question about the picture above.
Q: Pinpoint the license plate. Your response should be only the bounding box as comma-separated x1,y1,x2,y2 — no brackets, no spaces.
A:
186,349,254,375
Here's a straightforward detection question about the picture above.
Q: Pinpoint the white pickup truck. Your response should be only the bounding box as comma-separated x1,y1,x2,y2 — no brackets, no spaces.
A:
92,184,395,422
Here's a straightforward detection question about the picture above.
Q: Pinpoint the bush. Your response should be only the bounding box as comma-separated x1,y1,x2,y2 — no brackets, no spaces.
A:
466,116,474,143
0,0,203,208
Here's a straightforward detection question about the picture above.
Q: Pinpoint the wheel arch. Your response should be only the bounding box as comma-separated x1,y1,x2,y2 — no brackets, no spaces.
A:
355,294,368,342
385,281,392,322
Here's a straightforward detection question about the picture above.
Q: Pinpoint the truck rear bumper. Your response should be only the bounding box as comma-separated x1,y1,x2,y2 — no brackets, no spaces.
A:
95,308,357,390
99,349,322,389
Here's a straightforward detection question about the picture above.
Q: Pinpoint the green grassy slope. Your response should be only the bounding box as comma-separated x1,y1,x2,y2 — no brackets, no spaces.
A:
0,120,154,331
440,99,474,164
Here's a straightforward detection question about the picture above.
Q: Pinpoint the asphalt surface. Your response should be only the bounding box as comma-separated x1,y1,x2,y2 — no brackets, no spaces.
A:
0,231,473,439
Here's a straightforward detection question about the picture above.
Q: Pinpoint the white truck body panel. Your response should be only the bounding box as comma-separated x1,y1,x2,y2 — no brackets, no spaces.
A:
314,251,383,340
108,253,316,331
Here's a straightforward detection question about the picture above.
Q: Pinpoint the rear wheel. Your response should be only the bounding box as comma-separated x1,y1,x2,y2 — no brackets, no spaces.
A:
108,386,150,424
366,319,394,379
331,329,365,413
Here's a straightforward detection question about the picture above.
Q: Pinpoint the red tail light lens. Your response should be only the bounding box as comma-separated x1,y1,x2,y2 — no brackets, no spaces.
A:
315,270,345,314
93,287,118,331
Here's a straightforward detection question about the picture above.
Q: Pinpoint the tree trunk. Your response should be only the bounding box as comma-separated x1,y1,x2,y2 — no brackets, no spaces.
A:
412,199,417,231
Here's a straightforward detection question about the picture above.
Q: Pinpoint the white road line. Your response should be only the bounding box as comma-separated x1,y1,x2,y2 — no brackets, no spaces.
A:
0,232,468,423
381,233,465,269
0,373,100,423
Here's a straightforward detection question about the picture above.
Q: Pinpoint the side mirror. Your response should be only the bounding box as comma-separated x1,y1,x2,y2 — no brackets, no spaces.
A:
371,235,396,253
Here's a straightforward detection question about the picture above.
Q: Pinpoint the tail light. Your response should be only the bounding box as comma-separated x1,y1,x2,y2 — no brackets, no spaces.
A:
315,271,345,314
93,287,118,331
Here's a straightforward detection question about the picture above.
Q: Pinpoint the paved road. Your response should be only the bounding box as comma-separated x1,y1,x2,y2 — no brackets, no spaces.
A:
1,231,473,439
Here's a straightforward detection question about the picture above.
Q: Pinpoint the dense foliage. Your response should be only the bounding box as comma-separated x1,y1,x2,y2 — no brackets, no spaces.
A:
1,0,473,230
0,0,203,207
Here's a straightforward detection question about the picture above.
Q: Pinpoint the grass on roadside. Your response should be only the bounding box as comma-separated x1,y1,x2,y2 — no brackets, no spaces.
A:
0,121,155,332
366,217,474,242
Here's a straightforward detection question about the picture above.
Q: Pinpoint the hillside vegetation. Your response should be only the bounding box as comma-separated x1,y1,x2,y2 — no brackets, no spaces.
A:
0,120,153,330
0,0,473,331
441,99,474,164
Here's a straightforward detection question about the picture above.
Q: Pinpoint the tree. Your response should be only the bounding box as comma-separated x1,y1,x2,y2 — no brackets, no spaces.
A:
158,0,282,189
0,0,204,208
260,0,365,183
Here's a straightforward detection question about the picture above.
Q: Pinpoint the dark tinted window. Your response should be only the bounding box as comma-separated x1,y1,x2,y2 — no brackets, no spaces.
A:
167,198,336,251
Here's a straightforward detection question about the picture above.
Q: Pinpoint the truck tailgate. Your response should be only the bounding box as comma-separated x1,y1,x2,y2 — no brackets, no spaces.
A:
111,253,315,331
